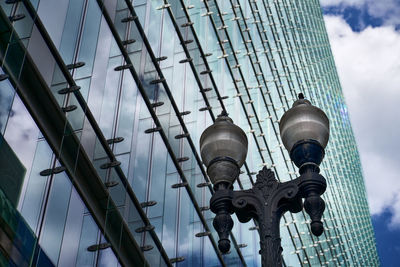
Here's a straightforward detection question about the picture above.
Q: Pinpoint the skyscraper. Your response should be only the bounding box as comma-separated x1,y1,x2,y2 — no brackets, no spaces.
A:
0,0,379,266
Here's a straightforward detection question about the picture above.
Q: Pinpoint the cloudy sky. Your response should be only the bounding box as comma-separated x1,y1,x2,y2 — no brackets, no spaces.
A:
321,0,400,265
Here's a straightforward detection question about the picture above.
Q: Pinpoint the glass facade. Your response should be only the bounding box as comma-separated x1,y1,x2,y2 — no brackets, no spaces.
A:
0,0,379,266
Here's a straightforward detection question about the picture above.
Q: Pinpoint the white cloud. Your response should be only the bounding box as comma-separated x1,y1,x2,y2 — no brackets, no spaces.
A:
324,16,400,226
321,0,400,27
366,0,400,27
320,0,365,7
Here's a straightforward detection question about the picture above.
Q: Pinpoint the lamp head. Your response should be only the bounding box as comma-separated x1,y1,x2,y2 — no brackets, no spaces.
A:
200,111,248,185
279,94,330,168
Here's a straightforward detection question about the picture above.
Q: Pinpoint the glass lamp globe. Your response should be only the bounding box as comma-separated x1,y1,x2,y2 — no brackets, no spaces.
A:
279,94,330,168
200,111,248,185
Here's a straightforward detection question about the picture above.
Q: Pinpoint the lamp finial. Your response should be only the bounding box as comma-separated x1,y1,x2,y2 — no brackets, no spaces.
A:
219,110,228,117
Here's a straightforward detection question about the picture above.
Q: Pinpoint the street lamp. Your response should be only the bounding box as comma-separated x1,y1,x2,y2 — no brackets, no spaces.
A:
200,94,329,266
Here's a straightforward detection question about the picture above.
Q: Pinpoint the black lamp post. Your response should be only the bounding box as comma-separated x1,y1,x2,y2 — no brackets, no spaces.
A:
199,94,330,267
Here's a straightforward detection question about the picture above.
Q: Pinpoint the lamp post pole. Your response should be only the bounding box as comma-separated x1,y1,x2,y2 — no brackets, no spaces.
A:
200,94,330,267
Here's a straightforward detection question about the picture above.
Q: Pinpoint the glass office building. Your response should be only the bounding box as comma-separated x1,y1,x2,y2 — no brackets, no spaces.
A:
0,0,379,266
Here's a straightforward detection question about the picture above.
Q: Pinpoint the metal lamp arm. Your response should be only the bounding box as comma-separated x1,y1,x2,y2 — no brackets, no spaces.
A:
210,167,327,267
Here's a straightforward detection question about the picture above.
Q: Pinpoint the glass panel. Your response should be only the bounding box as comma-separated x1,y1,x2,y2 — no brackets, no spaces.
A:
39,171,72,264
74,0,102,79
75,215,98,267
0,72,15,134
21,140,53,232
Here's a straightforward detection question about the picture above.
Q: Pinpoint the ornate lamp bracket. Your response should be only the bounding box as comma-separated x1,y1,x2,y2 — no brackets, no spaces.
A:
210,167,327,267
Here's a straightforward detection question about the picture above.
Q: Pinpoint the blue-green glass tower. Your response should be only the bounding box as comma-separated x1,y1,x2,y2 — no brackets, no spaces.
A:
0,0,379,266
